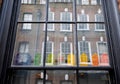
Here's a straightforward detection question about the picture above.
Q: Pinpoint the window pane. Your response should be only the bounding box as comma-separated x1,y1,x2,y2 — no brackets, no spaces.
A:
11,70,43,84
48,0,73,21
18,0,46,21
77,24,109,67
79,70,110,84
45,24,76,66
46,70,76,84
12,24,45,66
76,2,104,22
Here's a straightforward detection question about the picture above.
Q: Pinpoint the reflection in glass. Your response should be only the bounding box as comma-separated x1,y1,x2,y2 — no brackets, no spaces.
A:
79,70,110,84
46,70,76,84
12,70,43,84
45,24,76,66
11,70,110,84
12,24,45,66
48,1,73,21
18,0,46,21
77,24,109,66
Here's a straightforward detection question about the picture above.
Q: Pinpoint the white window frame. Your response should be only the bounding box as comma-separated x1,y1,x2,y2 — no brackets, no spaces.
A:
95,14,105,31
47,11,55,31
19,42,29,53
82,0,89,5
60,42,72,65
40,0,46,4
42,41,54,65
18,42,29,63
23,13,32,30
21,0,32,4
78,41,92,64
60,11,72,32
96,41,108,63
91,0,97,5
77,14,89,30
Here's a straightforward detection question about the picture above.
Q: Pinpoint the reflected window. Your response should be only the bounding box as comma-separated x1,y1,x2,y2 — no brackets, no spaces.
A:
19,42,29,53
60,42,72,64
49,0,72,2
40,0,46,4
15,42,31,65
97,42,108,57
78,41,91,64
91,0,97,5
48,9,54,31
60,8,72,31
77,9,89,30
82,0,89,5
95,9,105,31
97,41,109,66
23,13,32,30
42,41,54,65
21,0,32,4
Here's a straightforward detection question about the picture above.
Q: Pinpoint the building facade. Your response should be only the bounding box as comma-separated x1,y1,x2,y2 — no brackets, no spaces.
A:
0,0,120,84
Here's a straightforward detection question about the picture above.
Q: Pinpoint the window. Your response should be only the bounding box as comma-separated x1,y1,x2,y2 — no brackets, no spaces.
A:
48,10,54,31
60,8,72,31
78,41,91,64
96,0,102,5
49,0,72,2
19,42,29,53
21,0,32,4
91,0,97,5
77,10,89,30
76,0,81,4
95,9,105,31
15,42,31,65
22,14,32,30
42,41,54,65
60,42,72,64
97,42,108,57
97,42,109,65
40,0,46,4
82,0,89,5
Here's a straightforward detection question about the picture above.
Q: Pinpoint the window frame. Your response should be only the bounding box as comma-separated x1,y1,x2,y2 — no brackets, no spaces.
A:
78,41,92,65
96,41,108,58
91,0,97,5
47,11,55,31
60,11,72,32
95,13,105,31
81,0,89,5
40,0,46,4
60,42,73,65
21,0,32,4
77,14,89,31
42,41,54,65
22,13,32,30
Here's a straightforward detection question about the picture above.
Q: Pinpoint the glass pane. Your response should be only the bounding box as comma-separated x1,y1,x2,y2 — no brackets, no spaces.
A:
12,23,45,66
78,70,110,84
46,70,76,84
48,0,74,21
11,70,43,84
45,24,76,66
18,0,46,22
76,0,104,22
77,23,109,67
